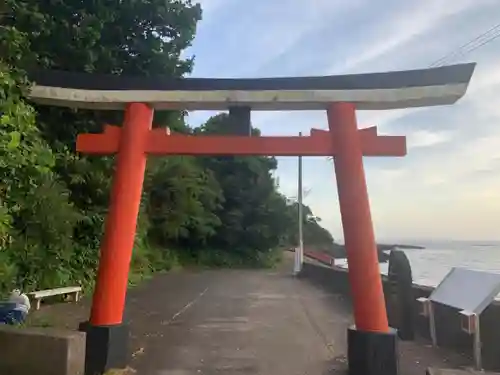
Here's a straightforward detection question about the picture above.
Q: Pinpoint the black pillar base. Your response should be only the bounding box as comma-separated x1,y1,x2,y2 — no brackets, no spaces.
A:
347,325,399,375
79,321,129,375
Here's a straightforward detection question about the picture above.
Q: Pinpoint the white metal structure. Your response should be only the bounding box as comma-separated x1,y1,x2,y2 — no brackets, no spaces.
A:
294,132,304,275
417,267,500,370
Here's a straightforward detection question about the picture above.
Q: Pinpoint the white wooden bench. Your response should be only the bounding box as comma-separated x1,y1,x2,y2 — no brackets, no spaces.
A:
28,286,82,311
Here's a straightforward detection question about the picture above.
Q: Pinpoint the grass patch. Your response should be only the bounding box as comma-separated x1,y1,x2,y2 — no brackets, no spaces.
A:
5,315,54,329
24,316,53,328
128,244,181,287
176,247,284,269
103,367,136,375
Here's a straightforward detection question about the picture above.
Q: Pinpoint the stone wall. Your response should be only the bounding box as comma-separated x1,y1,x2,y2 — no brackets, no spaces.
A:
300,260,500,371
0,325,85,375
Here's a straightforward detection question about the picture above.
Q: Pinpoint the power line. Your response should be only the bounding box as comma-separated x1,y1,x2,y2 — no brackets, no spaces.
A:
464,31,500,56
431,29,500,67
429,23,500,67
429,22,500,67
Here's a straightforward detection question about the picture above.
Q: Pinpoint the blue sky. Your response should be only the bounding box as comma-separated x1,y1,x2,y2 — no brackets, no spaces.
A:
183,0,500,242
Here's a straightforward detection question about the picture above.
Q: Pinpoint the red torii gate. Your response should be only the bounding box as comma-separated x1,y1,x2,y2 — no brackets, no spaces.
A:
28,63,475,375
77,102,405,332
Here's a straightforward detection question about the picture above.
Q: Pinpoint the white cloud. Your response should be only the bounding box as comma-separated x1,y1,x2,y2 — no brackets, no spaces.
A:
191,0,364,77
327,0,489,74
189,0,500,240
298,61,500,240
407,130,453,149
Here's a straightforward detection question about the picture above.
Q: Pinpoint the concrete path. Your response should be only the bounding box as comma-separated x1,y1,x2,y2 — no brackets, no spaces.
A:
30,252,470,375
126,256,349,374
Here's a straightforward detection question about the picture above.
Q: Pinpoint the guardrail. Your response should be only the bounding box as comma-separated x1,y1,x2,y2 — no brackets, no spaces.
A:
303,249,335,266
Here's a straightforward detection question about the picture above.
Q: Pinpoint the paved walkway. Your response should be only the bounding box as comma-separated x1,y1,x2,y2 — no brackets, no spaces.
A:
126,258,349,374
30,252,470,375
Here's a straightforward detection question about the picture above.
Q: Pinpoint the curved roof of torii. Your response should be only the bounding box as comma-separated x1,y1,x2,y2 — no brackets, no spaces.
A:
28,63,475,111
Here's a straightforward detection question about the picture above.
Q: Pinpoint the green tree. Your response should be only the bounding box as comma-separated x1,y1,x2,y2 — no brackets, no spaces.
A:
0,0,338,295
0,0,203,292
0,26,81,292
4,0,202,249
195,114,294,260
282,199,337,252
146,157,223,248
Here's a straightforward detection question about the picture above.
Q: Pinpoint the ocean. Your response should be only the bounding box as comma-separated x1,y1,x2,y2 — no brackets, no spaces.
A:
334,240,500,287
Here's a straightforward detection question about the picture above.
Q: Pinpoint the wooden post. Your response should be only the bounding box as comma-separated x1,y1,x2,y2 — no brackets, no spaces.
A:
429,302,437,347
473,315,482,370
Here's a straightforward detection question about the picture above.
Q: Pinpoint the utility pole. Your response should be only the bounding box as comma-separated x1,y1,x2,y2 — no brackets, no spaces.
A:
294,132,304,275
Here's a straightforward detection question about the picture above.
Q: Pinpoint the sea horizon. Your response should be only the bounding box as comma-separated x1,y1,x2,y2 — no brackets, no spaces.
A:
335,238,500,247
334,239,500,288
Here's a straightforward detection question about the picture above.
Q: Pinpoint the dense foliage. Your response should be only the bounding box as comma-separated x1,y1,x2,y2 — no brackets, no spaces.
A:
0,0,335,295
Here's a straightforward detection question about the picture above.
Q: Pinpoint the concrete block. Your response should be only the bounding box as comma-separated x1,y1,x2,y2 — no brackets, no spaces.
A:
0,325,85,375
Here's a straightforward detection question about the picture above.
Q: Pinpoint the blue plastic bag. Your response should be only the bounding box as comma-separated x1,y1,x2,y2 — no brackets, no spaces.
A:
0,302,25,325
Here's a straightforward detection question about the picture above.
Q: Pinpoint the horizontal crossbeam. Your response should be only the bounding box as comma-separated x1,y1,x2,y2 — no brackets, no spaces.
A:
29,63,475,111
76,125,406,157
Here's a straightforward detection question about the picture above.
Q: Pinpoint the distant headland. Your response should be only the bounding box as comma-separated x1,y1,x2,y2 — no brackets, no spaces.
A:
378,243,426,250
324,242,425,262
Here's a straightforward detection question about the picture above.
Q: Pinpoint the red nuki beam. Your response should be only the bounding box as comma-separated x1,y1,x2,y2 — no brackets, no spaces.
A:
77,125,406,157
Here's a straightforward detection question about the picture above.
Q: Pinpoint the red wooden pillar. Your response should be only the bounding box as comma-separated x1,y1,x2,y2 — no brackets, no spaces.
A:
90,102,153,325
82,102,153,375
328,102,389,333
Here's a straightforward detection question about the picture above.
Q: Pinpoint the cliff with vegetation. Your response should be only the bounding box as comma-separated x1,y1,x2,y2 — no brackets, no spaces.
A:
0,0,337,295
